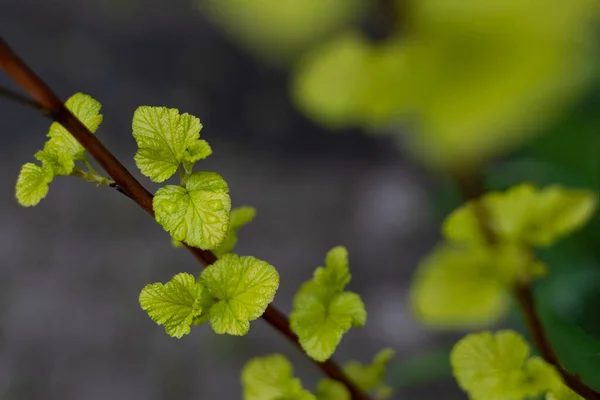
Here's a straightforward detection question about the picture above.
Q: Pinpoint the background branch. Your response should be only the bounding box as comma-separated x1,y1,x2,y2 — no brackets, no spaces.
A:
0,84,50,114
0,37,370,400
455,173,600,400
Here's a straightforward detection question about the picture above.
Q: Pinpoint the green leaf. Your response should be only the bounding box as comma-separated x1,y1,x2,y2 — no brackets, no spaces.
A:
15,92,104,207
15,163,54,207
201,0,365,63
201,253,279,335
46,93,103,161
241,354,316,400
139,272,206,339
290,246,366,362
409,243,529,328
183,139,212,165
34,146,75,176
153,171,231,250
314,246,350,292
386,0,598,170
344,348,395,399
443,183,598,248
451,330,560,400
213,206,257,257
291,285,366,361
315,379,350,400
132,106,210,183
292,31,369,129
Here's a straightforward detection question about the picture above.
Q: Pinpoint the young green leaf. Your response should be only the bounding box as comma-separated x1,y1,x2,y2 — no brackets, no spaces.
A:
132,106,211,183
213,206,257,257
153,171,231,250
46,93,103,162
139,272,206,339
201,253,279,335
15,92,104,207
443,183,598,248
343,348,395,399
314,245,351,291
451,330,560,400
409,242,536,328
241,354,316,400
34,146,76,176
15,163,53,207
315,379,350,400
290,246,366,362
183,140,212,166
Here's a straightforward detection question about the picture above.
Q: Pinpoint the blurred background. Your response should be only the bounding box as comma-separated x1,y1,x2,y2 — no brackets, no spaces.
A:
0,0,598,399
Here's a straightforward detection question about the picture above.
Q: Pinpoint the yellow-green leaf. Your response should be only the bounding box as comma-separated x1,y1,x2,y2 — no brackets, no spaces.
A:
201,254,279,335
241,354,316,400
443,183,598,247
213,206,256,257
46,93,103,161
315,379,350,400
290,246,366,362
343,348,395,399
153,171,231,250
451,330,560,400
15,163,53,207
132,106,210,183
139,273,206,338
409,243,533,328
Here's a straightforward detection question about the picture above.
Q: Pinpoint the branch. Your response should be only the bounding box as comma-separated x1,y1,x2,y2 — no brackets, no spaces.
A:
0,37,371,400
455,173,600,400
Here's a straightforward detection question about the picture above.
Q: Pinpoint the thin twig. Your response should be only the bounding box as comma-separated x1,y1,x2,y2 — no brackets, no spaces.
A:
0,84,51,114
455,173,600,400
0,37,370,400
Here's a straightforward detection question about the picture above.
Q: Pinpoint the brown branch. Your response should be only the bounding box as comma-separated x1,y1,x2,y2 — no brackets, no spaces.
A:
455,173,600,400
0,37,370,400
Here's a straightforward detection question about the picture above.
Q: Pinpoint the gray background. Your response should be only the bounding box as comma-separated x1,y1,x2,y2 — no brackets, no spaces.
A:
0,0,463,398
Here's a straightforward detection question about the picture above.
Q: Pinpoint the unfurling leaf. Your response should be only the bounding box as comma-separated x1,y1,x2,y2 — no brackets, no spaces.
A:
290,246,366,361
15,92,105,207
15,163,53,207
343,348,395,399
315,379,350,400
213,206,257,257
139,273,207,338
46,93,103,163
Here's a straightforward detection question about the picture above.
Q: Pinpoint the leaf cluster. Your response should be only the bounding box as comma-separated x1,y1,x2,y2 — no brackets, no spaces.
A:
410,183,597,328
16,93,110,206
